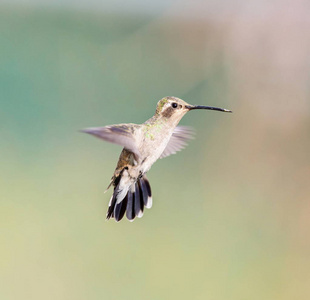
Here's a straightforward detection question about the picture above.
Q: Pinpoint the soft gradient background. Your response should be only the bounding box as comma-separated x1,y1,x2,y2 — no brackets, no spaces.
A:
1,1,310,299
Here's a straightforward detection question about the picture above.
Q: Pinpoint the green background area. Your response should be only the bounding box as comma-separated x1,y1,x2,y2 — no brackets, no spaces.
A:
1,3,310,300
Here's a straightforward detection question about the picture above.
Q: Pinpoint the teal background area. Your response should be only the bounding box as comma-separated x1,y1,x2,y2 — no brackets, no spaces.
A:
1,2,310,299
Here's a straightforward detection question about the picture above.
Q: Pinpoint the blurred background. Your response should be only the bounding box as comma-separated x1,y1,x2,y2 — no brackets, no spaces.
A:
1,0,310,299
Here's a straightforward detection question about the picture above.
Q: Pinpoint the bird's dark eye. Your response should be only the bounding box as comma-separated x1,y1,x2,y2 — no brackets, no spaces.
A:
172,102,178,108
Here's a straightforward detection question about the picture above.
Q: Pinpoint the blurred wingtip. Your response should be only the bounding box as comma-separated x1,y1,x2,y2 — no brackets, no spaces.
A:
79,128,94,134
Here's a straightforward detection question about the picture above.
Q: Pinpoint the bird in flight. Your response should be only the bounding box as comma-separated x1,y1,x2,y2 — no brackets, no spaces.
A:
82,96,231,222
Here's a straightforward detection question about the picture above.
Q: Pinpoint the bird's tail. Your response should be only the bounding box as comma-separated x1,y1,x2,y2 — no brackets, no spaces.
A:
106,175,152,222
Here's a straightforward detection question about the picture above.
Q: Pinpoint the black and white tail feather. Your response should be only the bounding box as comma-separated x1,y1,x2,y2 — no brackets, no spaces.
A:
107,176,152,222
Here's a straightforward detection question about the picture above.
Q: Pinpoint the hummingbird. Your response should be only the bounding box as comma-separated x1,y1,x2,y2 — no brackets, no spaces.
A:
82,96,231,222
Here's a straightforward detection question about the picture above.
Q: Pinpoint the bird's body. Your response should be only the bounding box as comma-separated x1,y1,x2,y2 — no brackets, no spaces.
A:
82,96,231,222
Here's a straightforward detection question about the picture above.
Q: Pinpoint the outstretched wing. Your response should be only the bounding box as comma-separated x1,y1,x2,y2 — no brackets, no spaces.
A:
160,126,195,159
81,124,141,161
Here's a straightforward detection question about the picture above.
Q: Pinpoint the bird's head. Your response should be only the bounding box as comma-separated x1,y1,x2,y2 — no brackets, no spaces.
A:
155,96,232,125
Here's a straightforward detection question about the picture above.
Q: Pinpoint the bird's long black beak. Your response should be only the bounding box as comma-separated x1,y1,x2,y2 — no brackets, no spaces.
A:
185,105,232,113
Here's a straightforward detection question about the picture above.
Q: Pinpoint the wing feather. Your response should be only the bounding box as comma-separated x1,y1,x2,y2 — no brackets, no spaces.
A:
160,126,195,159
81,124,141,160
